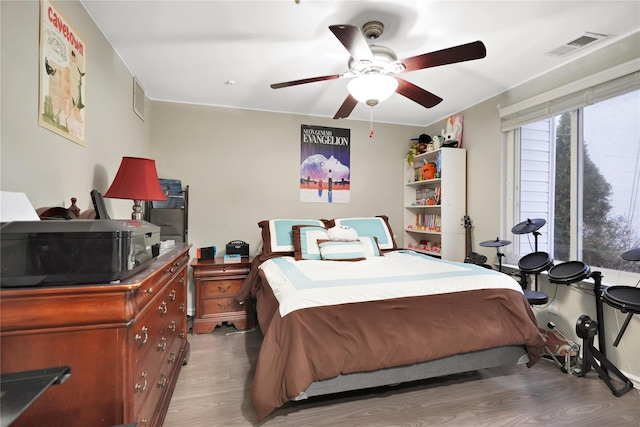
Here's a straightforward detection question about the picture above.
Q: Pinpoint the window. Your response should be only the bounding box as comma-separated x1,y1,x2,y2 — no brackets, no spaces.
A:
516,90,640,274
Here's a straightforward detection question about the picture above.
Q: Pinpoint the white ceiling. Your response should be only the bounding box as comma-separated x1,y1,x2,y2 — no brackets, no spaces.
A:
80,1,640,127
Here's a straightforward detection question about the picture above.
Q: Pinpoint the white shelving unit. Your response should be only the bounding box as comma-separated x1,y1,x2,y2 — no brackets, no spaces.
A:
403,148,466,261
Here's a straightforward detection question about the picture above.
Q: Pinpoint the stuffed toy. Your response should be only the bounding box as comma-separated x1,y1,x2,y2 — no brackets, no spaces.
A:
441,115,463,148
416,133,431,154
422,162,437,180
432,135,443,150
328,225,359,241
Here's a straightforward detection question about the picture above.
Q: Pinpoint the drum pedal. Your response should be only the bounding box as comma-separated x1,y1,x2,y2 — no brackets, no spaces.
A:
546,322,580,374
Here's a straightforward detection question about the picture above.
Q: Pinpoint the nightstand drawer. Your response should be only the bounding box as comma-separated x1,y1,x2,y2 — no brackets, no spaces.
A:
202,279,242,298
192,261,250,278
203,297,244,315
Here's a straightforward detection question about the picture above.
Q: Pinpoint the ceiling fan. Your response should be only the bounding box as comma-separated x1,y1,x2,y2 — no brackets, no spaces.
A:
271,21,487,119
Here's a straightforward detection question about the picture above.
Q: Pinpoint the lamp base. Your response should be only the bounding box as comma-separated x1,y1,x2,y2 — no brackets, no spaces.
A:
131,200,143,220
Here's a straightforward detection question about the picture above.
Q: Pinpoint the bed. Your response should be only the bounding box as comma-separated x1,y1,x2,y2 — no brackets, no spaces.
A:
237,216,546,420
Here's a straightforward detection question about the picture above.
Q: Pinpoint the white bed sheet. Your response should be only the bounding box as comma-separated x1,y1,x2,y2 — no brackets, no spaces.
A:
259,250,524,317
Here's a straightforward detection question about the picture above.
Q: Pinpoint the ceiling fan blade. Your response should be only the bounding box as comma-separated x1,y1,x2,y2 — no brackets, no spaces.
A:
271,74,342,89
400,41,487,73
329,25,373,62
333,94,358,119
395,78,443,108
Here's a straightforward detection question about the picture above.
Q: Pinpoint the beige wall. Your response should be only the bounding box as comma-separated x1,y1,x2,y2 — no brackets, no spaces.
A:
1,0,152,216
150,102,420,257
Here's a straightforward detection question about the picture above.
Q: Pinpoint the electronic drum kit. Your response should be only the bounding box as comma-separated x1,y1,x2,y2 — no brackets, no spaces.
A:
480,219,639,394
546,247,638,396
479,218,550,304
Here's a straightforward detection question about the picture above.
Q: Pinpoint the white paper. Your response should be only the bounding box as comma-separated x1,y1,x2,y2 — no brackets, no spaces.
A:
0,191,40,222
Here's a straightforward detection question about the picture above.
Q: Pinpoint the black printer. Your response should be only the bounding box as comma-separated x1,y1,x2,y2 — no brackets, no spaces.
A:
1,219,160,287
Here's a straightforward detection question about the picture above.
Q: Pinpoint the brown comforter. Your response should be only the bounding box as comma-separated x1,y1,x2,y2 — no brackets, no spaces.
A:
238,256,546,420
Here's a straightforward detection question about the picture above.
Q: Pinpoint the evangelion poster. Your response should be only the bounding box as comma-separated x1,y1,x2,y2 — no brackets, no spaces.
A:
39,0,86,146
300,125,350,203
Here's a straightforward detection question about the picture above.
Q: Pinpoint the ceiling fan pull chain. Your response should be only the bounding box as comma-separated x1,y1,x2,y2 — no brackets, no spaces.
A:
369,107,374,138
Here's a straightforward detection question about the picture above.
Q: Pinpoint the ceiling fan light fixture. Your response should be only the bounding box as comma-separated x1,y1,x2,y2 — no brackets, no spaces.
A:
347,74,398,107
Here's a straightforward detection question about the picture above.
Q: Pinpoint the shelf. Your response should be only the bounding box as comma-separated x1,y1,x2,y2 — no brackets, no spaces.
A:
406,178,441,187
414,149,444,163
403,147,466,261
405,228,441,235
405,248,441,257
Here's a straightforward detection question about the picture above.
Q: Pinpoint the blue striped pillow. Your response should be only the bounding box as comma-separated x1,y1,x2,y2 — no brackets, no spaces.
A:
318,240,366,261
292,225,330,260
358,236,383,257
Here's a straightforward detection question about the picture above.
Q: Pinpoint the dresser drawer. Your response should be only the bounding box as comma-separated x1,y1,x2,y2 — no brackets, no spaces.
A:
132,283,184,365
192,262,250,279
134,364,172,427
203,297,245,315
133,252,189,310
202,279,242,298
131,261,187,418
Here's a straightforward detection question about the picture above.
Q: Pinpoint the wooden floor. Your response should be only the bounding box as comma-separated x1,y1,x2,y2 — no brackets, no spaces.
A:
164,325,640,427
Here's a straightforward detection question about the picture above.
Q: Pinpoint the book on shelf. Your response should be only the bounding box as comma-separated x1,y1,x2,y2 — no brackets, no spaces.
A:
223,254,242,263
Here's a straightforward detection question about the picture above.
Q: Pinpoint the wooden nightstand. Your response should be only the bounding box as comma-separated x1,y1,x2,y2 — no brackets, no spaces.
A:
191,257,254,334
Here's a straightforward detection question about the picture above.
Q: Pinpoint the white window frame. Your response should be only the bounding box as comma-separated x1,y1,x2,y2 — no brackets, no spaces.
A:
500,61,640,286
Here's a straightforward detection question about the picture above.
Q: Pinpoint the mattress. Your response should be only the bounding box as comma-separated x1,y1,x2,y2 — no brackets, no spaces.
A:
238,250,546,419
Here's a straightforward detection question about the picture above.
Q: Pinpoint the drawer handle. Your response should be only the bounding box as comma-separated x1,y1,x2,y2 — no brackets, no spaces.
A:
140,419,148,426
158,301,168,314
135,326,148,345
165,261,181,275
168,320,176,332
179,303,185,312
218,284,232,293
158,373,168,389
168,352,177,364
157,336,167,351
180,277,185,286
168,289,176,301
135,372,147,392
218,301,232,310
179,329,185,339
144,287,153,294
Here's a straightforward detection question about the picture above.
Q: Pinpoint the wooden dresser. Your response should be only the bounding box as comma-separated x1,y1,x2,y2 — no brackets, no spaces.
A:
191,257,254,333
0,245,191,427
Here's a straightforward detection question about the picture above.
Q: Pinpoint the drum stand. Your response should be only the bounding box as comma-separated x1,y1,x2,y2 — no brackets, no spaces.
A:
479,238,510,273
575,314,634,397
530,230,543,291
511,219,548,292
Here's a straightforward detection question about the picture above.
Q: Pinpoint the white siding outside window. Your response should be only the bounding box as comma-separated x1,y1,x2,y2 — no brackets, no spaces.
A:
518,119,554,255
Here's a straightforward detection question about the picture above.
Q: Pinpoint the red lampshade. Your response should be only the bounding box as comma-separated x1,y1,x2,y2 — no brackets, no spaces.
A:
104,157,167,202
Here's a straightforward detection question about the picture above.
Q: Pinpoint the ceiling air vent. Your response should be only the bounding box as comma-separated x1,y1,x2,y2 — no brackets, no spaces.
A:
545,32,607,57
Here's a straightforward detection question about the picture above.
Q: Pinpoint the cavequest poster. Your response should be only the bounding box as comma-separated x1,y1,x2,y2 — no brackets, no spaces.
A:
300,125,350,203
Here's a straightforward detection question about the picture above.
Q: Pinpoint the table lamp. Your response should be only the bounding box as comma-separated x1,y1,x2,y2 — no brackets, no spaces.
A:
104,157,166,220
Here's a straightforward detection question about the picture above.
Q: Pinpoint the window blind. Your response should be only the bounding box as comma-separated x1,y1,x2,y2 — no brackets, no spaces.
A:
499,59,640,131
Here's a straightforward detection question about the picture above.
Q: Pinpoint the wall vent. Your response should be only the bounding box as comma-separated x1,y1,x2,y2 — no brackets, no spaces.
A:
545,32,607,57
